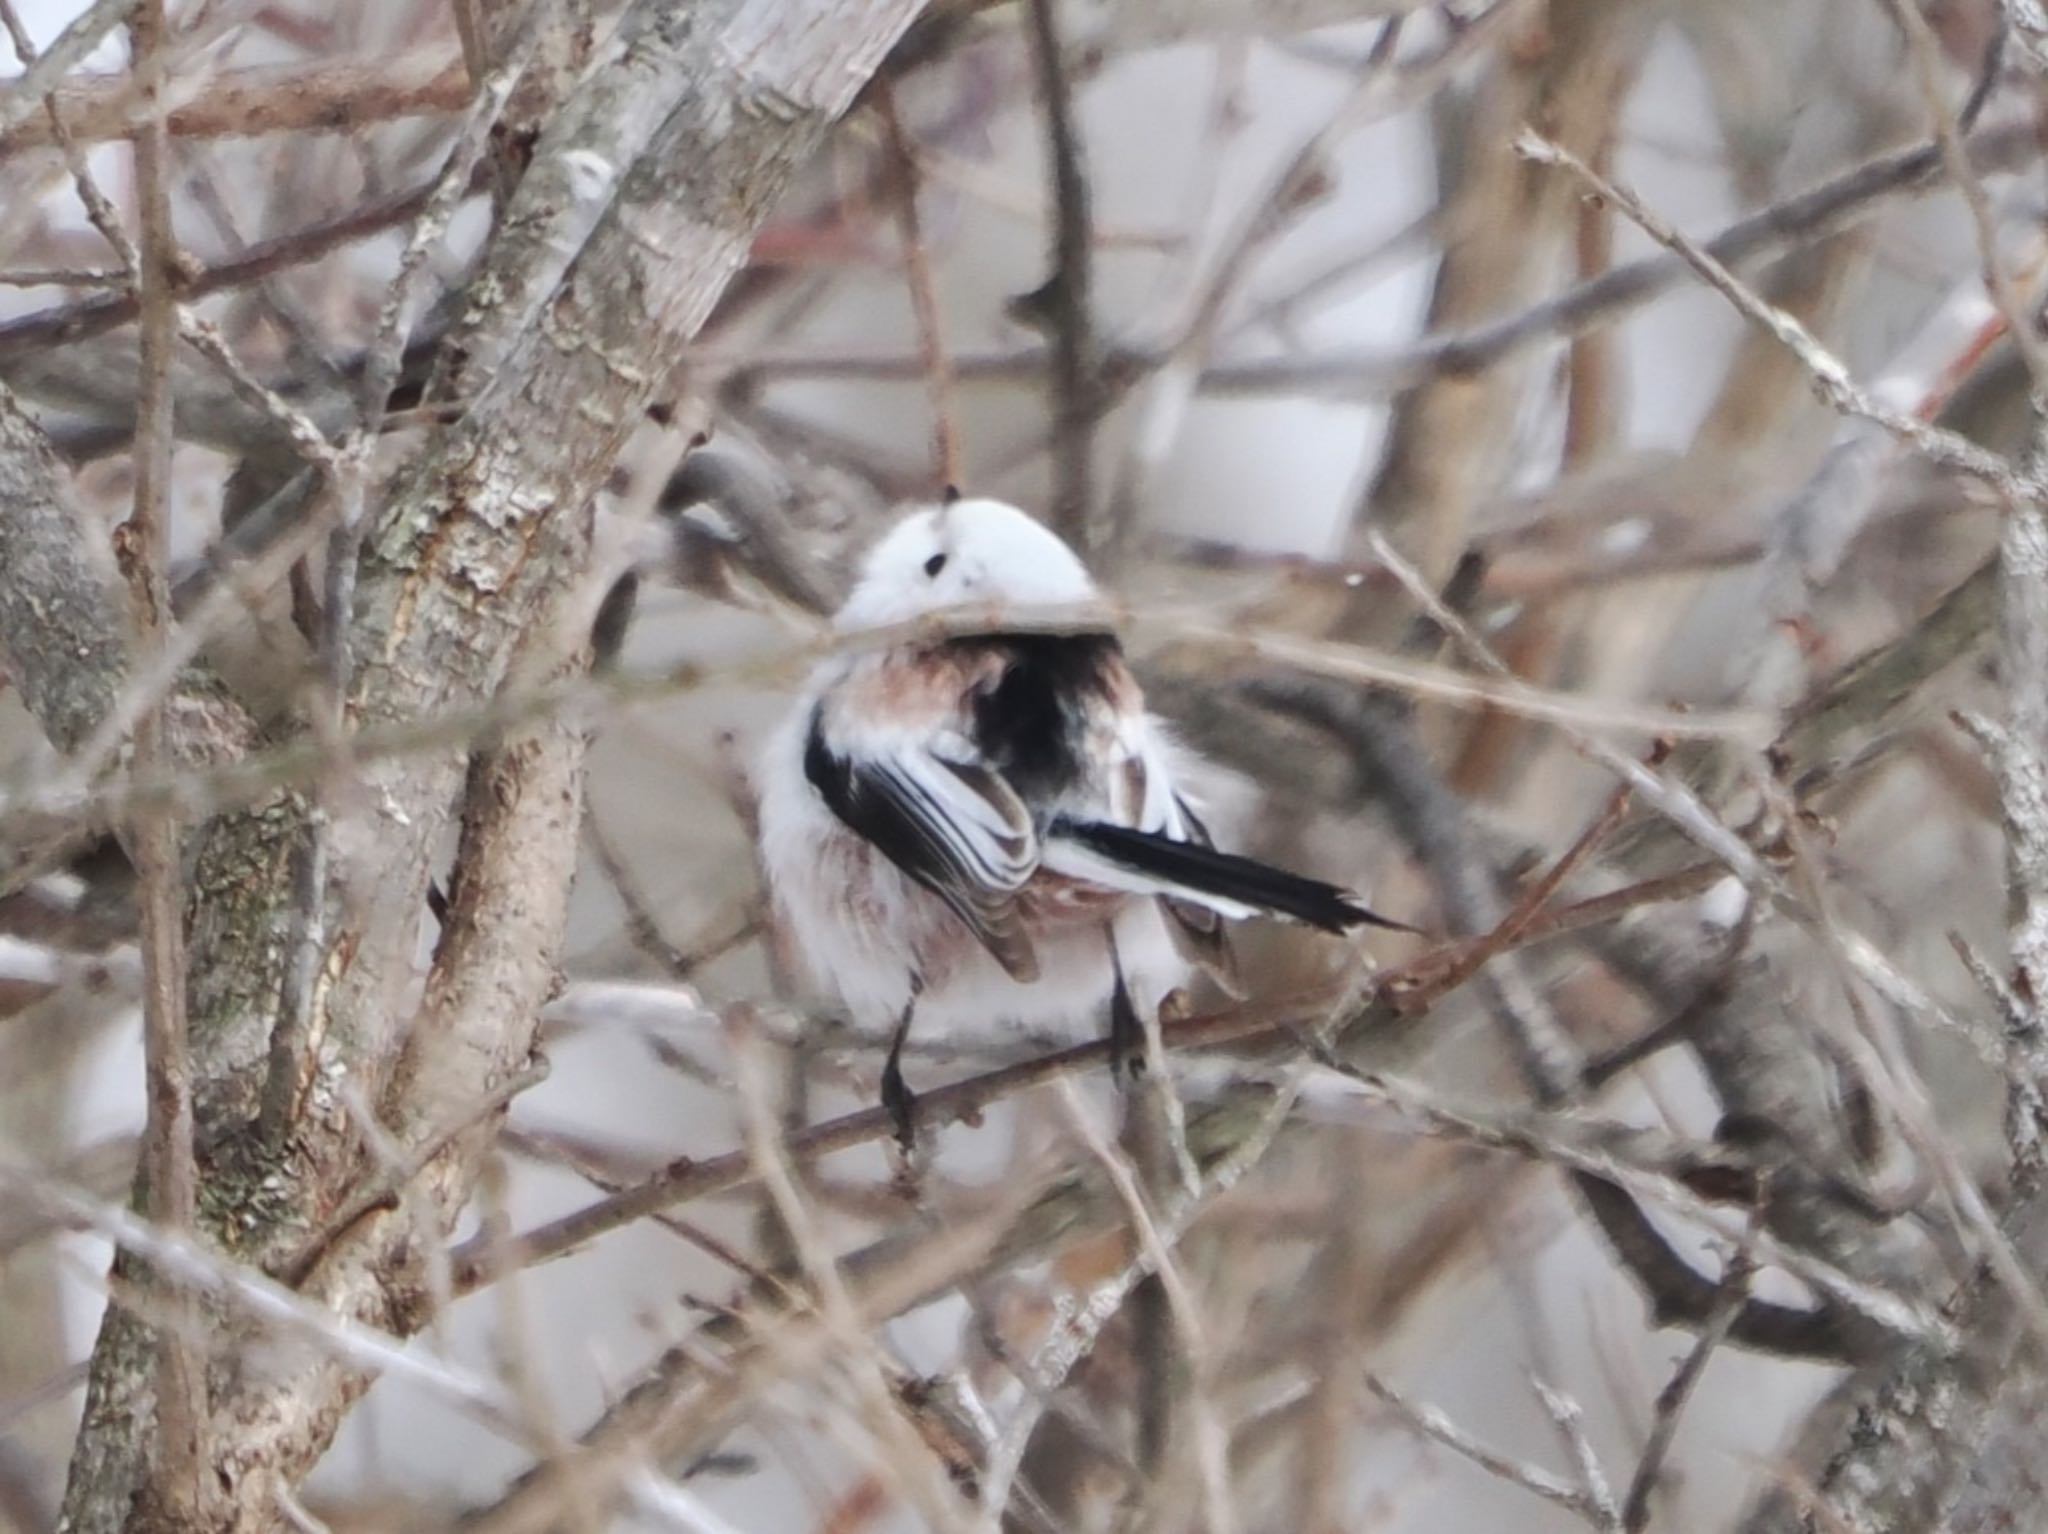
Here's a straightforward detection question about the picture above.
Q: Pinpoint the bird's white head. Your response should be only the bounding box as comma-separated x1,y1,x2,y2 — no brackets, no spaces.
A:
834,497,1101,633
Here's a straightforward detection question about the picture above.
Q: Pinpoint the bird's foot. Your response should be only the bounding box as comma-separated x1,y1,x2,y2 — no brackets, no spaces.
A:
881,1064,928,1198
882,985,924,1190
882,1054,919,1152
1109,973,1145,1087
889,1142,927,1201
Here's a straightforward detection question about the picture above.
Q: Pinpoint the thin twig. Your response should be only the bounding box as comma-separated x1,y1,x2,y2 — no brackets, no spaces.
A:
0,600,1771,880
1148,607,1776,745
0,170,473,362
874,80,960,490
1021,0,1100,548
0,52,470,156
1620,1236,1756,1531
0,1157,594,1452
125,0,207,1515
0,0,137,273
582,810,749,981
445,999,1325,1293
720,117,2048,404
280,1058,551,1288
1514,129,2031,503
1362,529,1768,884
1394,759,1648,1016
1363,1371,1608,1522
0,264,123,286
726,1012,973,1534
452,960,1913,1366
1302,1060,1941,1352
975,1079,1299,1534
2,0,343,486
1530,1378,1622,1532
0,0,139,143
170,309,341,469
1102,13,1419,535
1057,1081,1239,1534
1879,0,2048,395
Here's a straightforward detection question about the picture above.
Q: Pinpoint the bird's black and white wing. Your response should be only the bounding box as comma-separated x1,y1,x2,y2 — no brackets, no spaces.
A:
1151,791,1243,991
803,633,1408,996
802,711,1045,980
1042,712,1411,936
1063,717,1243,987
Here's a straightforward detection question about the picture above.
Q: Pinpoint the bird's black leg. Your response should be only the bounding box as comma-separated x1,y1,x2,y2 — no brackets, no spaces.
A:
1107,930,1144,1085
881,980,921,1150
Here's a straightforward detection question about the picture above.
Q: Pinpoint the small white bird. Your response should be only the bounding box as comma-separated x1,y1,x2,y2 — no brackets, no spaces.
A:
756,495,1406,1139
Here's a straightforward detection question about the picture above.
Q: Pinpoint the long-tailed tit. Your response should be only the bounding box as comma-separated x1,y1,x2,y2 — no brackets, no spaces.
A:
756,496,1407,1141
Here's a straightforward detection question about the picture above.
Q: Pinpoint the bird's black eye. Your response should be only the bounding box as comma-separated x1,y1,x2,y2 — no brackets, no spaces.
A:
923,552,948,577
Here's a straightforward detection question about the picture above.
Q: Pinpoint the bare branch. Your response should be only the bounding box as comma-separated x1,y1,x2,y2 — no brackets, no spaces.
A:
121,2,206,1521
875,81,961,491
0,174,470,368
1021,0,1100,548
0,0,139,143
1621,1239,1756,1532
1364,1371,1610,1523
0,52,469,157
1514,130,2030,501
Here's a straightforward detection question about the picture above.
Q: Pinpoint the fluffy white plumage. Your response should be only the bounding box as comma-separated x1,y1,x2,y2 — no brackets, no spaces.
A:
756,496,1390,1056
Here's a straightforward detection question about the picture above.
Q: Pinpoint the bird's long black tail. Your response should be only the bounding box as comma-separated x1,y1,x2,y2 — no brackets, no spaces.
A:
1055,821,1415,934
